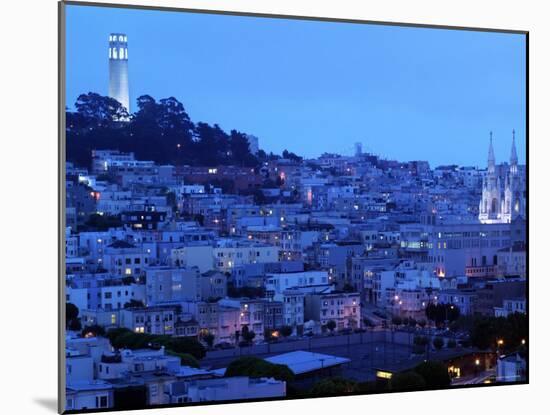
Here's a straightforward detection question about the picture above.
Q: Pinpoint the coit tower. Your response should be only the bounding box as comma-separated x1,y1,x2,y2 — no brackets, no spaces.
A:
108,33,130,113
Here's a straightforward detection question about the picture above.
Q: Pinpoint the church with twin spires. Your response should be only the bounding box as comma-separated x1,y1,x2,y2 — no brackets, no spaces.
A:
479,131,526,224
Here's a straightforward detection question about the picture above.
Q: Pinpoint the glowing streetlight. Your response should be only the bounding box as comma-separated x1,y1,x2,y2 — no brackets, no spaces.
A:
521,339,526,345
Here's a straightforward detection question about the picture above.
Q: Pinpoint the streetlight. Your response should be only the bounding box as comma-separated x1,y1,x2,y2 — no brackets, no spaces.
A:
496,339,504,358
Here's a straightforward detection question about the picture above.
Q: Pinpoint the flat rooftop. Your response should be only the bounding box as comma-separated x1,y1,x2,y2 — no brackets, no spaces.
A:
265,350,350,375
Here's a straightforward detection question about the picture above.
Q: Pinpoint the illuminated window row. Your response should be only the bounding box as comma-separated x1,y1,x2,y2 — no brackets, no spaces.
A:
109,47,128,59
109,35,127,42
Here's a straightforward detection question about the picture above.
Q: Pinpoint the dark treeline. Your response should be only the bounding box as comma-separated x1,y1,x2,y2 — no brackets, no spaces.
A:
66,92,275,168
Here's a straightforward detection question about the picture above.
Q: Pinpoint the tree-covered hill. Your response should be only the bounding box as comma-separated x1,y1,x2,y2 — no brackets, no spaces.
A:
66,92,260,169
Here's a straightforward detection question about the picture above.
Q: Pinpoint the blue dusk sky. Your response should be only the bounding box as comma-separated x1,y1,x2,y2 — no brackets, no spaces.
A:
65,4,526,167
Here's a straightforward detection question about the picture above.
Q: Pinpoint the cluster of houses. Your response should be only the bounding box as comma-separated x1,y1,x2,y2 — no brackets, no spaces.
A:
65,142,527,409
66,336,288,410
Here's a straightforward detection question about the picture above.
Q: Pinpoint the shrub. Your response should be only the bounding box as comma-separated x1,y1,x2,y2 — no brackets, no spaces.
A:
280,325,293,337
310,377,359,396
433,337,444,350
392,316,403,326
202,333,215,348
414,336,429,346
412,344,426,355
81,324,106,338
391,371,427,391
105,328,205,359
414,361,451,388
167,352,200,368
68,318,82,331
66,303,79,321
166,337,206,359
225,357,294,383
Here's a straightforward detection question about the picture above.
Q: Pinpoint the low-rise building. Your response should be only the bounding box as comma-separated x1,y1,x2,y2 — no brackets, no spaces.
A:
145,267,201,304
66,381,114,411
438,289,478,316
494,298,526,317
305,291,361,330
165,376,285,404
121,305,180,335
281,289,305,333
496,353,527,382
200,271,227,300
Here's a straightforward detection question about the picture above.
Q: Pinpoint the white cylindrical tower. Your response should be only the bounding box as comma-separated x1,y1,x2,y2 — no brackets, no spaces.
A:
108,33,130,114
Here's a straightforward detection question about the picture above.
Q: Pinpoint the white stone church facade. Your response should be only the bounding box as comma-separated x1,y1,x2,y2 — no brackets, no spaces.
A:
479,131,526,224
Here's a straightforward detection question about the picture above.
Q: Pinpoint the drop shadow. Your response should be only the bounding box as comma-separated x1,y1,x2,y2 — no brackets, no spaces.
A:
34,398,58,413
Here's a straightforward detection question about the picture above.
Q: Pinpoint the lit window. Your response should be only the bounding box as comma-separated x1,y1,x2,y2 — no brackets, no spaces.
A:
109,48,112,59
113,48,118,59
376,370,393,379
119,47,124,59
119,35,123,41
125,48,128,59
125,268,132,275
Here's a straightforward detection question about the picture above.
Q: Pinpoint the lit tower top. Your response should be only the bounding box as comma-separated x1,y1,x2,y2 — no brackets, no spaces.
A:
510,129,518,173
108,33,130,115
487,131,495,174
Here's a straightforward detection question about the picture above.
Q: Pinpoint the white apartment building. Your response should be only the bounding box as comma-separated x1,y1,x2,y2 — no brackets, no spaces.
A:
67,282,146,312
213,241,279,272
171,245,214,273
102,240,151,278
145,266,202,304
265,271,330,298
